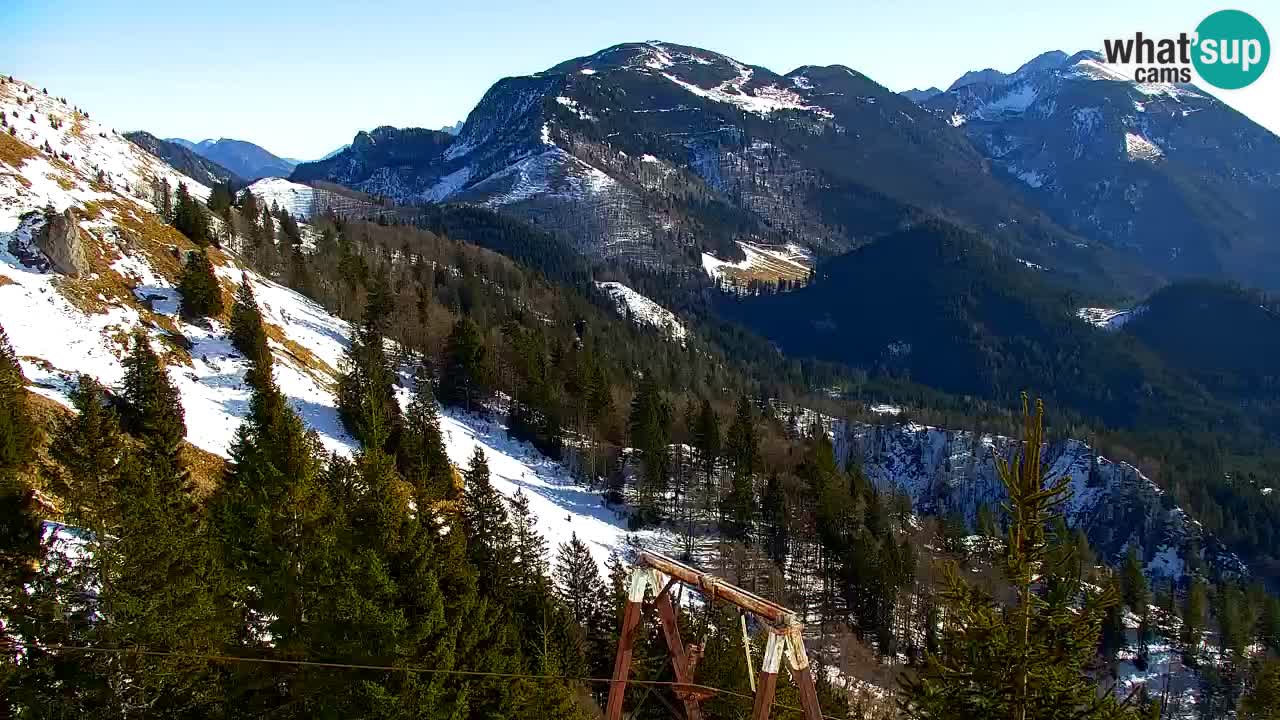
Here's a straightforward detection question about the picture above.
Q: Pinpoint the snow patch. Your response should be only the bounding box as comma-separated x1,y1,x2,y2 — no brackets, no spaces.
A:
1124,132,1164,161
594,281,687,343
245,177,313,219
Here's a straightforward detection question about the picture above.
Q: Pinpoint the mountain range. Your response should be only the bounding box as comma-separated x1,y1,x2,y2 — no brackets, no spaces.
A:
920,50,1280,291
3,55,1278,714
123,131,244,187
289,41,1280,296
167,137,296,181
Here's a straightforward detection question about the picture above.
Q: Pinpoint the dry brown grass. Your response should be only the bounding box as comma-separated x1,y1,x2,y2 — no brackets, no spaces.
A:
22,388,226,508
0,275,13,287
0,130,37,167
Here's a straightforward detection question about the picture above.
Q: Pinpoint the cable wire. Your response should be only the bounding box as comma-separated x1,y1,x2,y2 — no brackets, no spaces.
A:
0,640,846,719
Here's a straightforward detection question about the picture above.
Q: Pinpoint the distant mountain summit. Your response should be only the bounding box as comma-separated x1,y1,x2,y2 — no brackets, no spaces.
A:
125,131,244,187
167,137,296,181
900,86,942,103
294,40,1112,287
924,49,1280,289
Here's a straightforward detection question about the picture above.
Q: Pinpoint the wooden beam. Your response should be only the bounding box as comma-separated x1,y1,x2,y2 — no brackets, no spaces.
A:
605,598,642,720
638,551,796,626
793,667,823,720
655,589,704,720
782,626,822,720
751,631,785,720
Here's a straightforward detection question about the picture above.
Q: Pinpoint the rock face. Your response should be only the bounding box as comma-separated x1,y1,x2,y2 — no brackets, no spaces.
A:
36,208,89,277
832,419,1245,580
925,50,1280,290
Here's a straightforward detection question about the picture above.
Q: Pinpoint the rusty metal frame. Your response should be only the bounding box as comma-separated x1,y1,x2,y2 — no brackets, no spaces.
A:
604,550,823,720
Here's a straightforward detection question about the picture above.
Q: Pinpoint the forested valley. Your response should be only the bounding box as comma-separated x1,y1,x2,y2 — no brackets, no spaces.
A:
5,180,1280,718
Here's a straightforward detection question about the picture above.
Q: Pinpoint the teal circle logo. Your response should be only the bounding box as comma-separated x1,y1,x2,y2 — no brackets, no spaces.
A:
1192,10,1270,89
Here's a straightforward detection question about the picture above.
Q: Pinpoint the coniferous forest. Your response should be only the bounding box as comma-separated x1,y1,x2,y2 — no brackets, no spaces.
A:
3,175,1280,719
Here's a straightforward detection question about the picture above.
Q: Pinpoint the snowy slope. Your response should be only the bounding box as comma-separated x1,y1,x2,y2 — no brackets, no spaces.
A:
0,76,350,458
0,75,659,576
1,76,210,209
245,177,314,220
595,281,687,343
435,409,668,571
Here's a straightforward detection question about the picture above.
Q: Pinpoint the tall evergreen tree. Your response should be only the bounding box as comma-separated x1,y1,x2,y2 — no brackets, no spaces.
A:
119,331,186,460
1241,659,1280,719
461,446,513,593
337,275,401,449
0,324,37,483
95,434,231,715
230,281,272,379
399,364,455,505
722,395,758,542
440,317,492,411
509,488,549,586
177,247,225,319
1182,575,1208,666
627,375,670,523
171,181,211,246
52,376,125,528
899,395,1140,720
1121,545,1150,613
761,471,789,564
692,397,721,502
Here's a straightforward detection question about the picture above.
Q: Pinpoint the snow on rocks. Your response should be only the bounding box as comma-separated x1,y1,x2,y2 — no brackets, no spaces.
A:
834,416,1245,579
594,281,687,343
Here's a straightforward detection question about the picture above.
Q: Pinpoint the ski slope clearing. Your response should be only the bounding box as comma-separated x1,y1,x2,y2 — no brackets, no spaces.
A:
245,177,315,219
701,240,811,288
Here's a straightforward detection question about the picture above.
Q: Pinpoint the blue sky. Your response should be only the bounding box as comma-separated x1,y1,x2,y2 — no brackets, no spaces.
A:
3,0,1276,158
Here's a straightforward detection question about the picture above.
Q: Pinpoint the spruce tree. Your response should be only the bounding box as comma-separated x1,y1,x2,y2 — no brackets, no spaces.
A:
52,375,125,530
1241,659,1280,719
722,395,757,542
337,275,401,449
440,317,492,411
627,375,670,523
177,247,225,319
461,446,513,593
0,324,37,483
171,181,211,246
692,397,721,500
96,437,231,715
554,533,605,629
1121,545,1150,613
399,364,455,505
119,331,186,459
230,281,271,375
761,471,789,564
899,395,1140,720
1182,575,1208,666
509,488,548,585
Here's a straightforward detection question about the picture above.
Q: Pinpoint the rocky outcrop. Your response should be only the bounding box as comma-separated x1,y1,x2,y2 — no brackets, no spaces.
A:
36,208,89,277
834,419,1246,581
